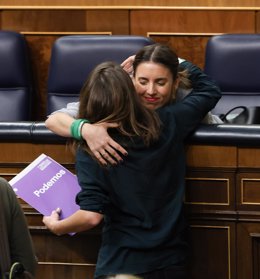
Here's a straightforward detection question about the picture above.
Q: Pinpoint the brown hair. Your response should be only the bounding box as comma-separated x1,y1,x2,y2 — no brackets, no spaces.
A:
76,61,161,157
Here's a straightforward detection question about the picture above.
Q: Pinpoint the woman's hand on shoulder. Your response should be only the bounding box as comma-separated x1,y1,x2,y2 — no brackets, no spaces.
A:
121,55,135,76
81,122,128,166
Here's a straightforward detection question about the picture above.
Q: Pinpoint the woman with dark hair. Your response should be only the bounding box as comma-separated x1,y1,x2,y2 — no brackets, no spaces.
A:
43,45,221,279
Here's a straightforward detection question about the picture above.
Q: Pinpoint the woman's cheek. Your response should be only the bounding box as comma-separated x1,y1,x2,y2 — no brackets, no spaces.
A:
135,84,144,95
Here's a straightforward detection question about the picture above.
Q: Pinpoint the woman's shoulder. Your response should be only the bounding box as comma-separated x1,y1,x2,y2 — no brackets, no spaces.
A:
156,104,178,124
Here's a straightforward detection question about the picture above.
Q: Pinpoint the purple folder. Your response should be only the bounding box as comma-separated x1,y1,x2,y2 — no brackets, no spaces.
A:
9,154,80,222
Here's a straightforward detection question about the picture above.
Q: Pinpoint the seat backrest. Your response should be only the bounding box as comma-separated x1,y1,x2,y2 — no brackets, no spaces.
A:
204,34,260,116
0,31,33,121
47,35,155,115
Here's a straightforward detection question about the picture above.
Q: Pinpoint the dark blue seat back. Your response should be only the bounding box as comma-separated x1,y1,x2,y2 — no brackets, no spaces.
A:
47,35,155,115
204,34,260,116
0,31,33,121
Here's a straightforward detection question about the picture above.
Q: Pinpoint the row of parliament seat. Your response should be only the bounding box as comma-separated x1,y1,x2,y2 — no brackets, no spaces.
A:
1,30,260,121
0,30,33,121
49,33,260,118
205,33,260,116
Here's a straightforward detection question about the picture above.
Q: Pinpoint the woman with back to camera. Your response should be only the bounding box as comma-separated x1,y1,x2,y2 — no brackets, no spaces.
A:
45,43,222,166
43,44,221,279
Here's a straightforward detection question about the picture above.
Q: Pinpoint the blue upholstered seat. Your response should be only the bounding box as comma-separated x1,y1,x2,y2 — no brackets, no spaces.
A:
0,31,33,121
204,34,260,116
47,35,155,115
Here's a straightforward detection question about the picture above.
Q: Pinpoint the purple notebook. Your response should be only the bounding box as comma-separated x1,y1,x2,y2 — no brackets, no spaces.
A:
9,153,80,222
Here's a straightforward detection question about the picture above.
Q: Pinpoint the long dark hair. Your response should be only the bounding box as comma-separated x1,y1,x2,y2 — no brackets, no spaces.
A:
76,61,161,156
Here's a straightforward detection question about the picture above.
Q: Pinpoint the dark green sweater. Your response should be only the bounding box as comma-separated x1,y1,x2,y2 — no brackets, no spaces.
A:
0,177,37,276
75,61,221,278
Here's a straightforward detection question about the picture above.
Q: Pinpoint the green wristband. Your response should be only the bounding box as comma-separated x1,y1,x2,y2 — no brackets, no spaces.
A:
70,119,90,140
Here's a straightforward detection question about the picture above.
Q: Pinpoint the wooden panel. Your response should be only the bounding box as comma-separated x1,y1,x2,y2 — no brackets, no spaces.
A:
241,178,260,204
186,145,237,168
32,231,100,263
237,172,260,211
1,10,87,31
25,34,58,119
1,10,129,34
237,222,260,279
1,0,260,8
35,264,94,279
253,235,260,279
86,10,129,34
130,11,255,36
0,142,74,164
238,148,260,168
256,11,260,32
31,229,101,279
185,170,236,211
149,34,211,69
186,178,229,204
190,222,236,279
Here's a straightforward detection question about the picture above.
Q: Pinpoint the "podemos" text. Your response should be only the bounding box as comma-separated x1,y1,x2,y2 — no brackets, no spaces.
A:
33,169,66,197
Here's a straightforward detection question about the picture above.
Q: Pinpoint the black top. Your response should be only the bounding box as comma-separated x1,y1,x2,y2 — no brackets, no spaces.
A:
75,61,221,278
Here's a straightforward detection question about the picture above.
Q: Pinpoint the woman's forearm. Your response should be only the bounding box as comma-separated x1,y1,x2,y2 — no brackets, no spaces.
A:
43,209,103,236
45,112,75,137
